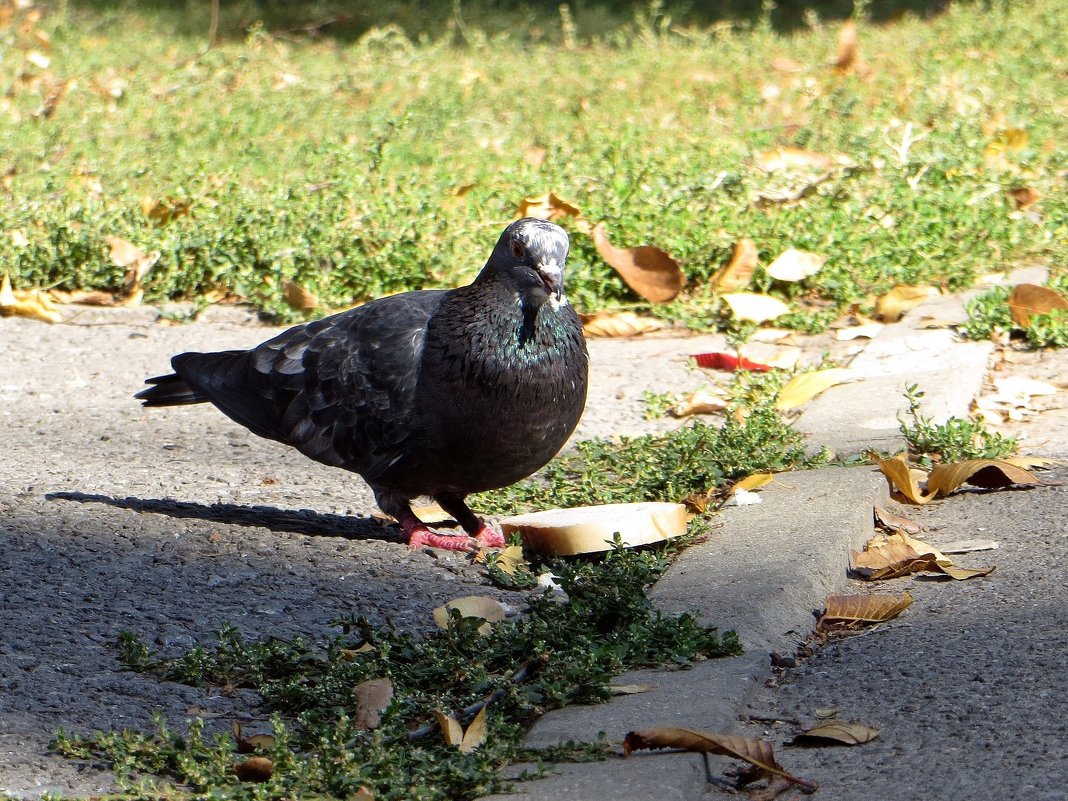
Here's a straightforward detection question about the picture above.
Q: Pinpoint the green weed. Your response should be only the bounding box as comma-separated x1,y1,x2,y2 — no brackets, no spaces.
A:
961,275,1068,348
56,542,740,801
0,2,1064,329
898,384,1017,465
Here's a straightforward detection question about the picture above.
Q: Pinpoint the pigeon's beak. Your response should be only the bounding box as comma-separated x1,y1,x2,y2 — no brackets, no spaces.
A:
536,262,564,302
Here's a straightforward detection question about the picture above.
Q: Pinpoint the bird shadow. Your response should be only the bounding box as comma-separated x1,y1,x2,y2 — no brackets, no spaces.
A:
47,491,399,543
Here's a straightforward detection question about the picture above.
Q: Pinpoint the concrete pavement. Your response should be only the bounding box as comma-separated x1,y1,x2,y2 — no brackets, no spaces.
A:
0,273,1063,798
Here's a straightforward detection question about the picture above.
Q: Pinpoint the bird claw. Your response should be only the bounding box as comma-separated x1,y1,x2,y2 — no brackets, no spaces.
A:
406,528,478,552
473,524,506,549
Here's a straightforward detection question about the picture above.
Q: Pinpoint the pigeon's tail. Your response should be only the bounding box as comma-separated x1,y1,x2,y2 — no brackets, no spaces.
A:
136,373,208,407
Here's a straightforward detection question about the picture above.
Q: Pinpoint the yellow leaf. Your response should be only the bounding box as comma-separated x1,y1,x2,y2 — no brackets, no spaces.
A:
876,453,935,504
709,238,758,293
766,249,826,282
792,721,880,746
141,196,191,226
874,285,937,322
434,710,464,747
1007,283,1068,327
516,191,581,222
721,292,790,323
733,472,775,492
591,223,685,303
926,459,1041,497
983,128,1028,166
0,273,63,323
459,706,488,753
669,387,728,418
431,596,508,633
105,236,160,295
494,544,525,576
775,368,850,410
832,19,869,75
282,279,319,311
754,148,839,173
580,310,668,338
835,322,884,341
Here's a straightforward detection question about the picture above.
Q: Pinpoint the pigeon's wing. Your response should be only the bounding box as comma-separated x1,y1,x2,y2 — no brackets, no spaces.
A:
173,291,446,476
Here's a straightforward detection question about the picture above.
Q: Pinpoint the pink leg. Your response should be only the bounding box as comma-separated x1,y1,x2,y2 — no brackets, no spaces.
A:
473,522,505,549
398,509,477,552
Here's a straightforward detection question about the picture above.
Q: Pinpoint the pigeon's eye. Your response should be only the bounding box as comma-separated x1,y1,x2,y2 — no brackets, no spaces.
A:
510,240,526,259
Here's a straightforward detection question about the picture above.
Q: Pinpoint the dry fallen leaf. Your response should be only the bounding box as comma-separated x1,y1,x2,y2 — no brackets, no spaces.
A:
1001,455,1059,470
353,678,394,730
877,454,934,504
432,596,508,634
669,386,728,418
623,728,816,791
0,272,63,323
232,722,275,753
819,592,913,628
766,249,826,283
434,710,464,747
938,539,999,554
874,505,924,534
516,191,581,222
282,279,319,311
105,236,160,300
1008,186,1040,209
835,322,884,341
926,459,1041,497
852,532,944,580
733,472,775,493
435,706,488,753
834,20,857,72
233,756,273,783
721,292,790,323
1007,283,1068,327
709,238,758,293
580,310,668,338
492,544,525,575
791,721,880,746
141,195,191,226
852,531,993,581
610,683,652,695
591,223,685,303
983,128,1028,167
775,368,851,410
874,285,937,322
459,706,488,753
754,148,839,172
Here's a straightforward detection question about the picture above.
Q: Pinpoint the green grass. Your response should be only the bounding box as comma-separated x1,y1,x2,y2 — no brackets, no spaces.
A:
55,542,740,801
2,1,1065,325
961,274,1068,347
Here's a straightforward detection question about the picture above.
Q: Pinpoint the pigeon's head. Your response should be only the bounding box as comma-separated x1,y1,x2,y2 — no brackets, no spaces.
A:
486,218,571,310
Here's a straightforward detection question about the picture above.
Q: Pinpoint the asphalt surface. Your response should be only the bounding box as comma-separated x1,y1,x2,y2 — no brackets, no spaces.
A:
0,282,1065,799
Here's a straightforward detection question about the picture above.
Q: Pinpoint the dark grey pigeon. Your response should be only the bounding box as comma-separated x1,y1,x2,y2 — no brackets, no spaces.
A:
136,218,588,551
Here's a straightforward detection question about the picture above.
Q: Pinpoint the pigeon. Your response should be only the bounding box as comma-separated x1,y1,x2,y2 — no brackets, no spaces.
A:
136,218,589,551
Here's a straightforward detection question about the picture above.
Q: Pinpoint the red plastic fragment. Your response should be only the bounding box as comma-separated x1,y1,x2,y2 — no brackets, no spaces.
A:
691,352,773,372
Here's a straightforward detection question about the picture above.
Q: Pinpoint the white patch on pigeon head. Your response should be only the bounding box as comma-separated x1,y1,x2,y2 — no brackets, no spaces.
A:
510,218,570,263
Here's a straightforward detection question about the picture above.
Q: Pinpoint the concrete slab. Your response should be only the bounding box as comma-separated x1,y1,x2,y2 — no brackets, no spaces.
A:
485,466,888,800
796,303,993,458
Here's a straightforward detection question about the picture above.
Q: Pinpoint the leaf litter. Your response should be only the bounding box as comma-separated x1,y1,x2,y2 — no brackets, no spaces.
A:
623,727,817,791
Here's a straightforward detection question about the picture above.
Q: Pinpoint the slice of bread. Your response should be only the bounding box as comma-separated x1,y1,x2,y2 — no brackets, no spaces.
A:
501,502,687,556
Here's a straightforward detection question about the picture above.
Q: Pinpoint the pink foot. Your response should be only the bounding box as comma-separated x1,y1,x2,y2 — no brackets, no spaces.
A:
406,527,478,552
473,523,505,549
